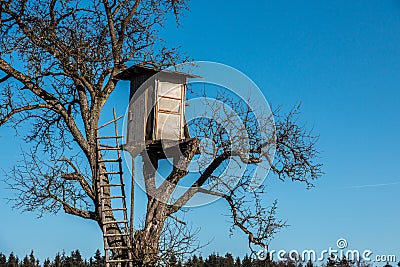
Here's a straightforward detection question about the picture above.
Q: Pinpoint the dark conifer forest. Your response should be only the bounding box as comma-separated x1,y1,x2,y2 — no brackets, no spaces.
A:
0,250,395,267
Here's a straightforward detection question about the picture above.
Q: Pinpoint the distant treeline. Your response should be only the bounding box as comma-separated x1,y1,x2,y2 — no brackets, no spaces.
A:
0,250,397,267
0,249,102,267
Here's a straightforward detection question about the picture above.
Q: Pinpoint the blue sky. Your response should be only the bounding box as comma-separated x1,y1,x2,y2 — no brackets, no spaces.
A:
1,0,400,264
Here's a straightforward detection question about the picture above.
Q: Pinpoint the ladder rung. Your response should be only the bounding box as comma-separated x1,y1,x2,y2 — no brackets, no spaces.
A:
99,143,116,148
98,159,121,163
100,183,124,187
103,207,127,212
99,172,123,175
97,135,123,139
99,147,122,150
104,232,130,237
101,196,124,199
108,259,133,263
105,246,130,250
103,220,128,224
97,115,123,130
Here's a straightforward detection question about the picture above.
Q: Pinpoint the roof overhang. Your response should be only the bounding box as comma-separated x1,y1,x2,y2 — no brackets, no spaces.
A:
114,65,201,81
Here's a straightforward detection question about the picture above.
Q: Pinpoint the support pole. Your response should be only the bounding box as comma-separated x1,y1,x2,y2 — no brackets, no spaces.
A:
130,156,135,244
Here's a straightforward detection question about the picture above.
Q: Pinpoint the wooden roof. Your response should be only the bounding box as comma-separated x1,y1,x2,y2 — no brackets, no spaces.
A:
114,65,200,80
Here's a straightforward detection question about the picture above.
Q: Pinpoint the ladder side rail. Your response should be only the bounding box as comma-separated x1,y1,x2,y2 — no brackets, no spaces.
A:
113,109,134,267
96,139,111,267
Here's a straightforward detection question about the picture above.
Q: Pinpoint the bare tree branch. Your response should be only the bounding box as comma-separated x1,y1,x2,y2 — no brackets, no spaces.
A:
0,103,51,125
0,58,89,153
59,157,95,201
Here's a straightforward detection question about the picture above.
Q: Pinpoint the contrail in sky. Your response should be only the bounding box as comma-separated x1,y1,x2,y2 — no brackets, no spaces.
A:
344,181,400,189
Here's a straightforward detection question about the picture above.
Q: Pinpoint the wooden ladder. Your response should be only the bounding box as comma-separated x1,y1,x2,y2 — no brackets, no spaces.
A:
96,109,133,267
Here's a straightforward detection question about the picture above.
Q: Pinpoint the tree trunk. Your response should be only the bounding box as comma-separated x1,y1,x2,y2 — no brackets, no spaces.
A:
131,152,168,267
133,200,168,267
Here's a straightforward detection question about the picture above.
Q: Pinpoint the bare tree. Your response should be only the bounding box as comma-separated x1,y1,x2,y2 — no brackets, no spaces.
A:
0,1,322,267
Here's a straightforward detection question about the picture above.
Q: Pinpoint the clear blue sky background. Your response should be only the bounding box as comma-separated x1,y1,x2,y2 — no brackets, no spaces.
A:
1,0,400,264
